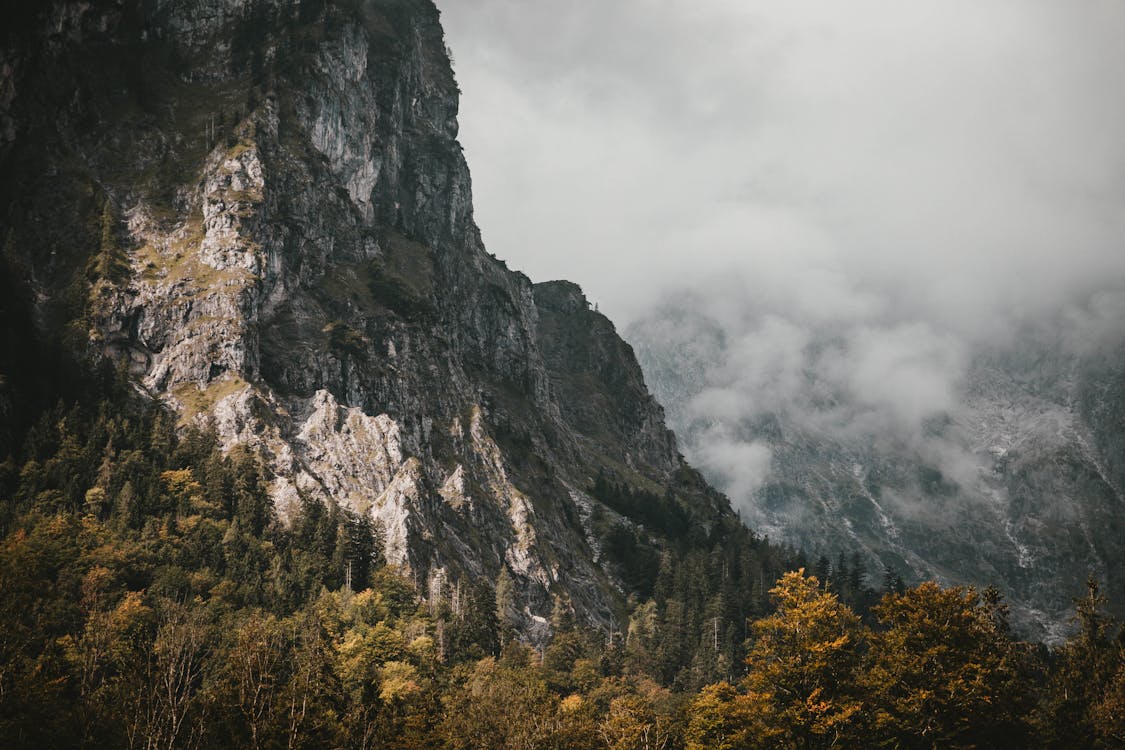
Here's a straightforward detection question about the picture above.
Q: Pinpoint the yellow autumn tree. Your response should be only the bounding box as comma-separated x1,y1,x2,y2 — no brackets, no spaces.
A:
597,678,680,750
861,582,1032,748
685,681,777,750
439,656,556,750
742,569,865,749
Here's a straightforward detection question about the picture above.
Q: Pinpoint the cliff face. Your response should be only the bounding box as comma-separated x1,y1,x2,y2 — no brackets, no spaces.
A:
0,0,723,637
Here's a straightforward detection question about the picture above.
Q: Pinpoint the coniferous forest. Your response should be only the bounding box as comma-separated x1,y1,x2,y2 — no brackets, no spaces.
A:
1,365,1123,749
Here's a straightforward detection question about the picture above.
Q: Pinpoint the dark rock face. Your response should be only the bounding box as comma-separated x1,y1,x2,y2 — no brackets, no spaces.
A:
0,0,729,638
533,280,681,479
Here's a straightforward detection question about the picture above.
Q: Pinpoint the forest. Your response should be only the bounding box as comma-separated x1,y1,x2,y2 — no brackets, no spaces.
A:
0,367,1122,750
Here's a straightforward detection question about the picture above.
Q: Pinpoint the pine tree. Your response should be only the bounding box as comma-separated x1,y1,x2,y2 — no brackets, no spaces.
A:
90,201,129,287
113,479,140,529
494,566,517,647
1039,577,1122,747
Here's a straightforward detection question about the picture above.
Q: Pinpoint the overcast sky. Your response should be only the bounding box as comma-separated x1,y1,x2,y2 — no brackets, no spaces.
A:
440,0,1125,334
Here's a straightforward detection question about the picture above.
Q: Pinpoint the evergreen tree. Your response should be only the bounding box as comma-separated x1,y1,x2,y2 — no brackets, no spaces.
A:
90,200,129,287
494,565,517,647
1038,577,1122,748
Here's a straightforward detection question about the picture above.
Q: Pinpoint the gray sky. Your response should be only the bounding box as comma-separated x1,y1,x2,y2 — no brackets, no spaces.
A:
440,0,1125,334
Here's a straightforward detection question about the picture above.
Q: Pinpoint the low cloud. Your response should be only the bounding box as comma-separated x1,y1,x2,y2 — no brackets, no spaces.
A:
835,323,966,432
690,428,773,510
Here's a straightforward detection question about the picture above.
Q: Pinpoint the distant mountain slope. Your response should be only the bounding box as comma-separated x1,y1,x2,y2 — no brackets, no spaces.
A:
630,303,1125,640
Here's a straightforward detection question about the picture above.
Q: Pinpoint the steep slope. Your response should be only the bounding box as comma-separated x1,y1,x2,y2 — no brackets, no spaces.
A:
0,0,731,638
630,304,1125,641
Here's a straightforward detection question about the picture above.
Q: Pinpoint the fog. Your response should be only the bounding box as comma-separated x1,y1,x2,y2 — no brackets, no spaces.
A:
440,1,1125,510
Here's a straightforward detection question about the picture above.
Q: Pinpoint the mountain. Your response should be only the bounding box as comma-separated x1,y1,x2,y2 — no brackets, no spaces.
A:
0,0,738,640
6,6,1125,748
629,301,1125,641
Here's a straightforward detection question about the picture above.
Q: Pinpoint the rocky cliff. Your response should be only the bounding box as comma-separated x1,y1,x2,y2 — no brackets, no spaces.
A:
0,0,729,638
